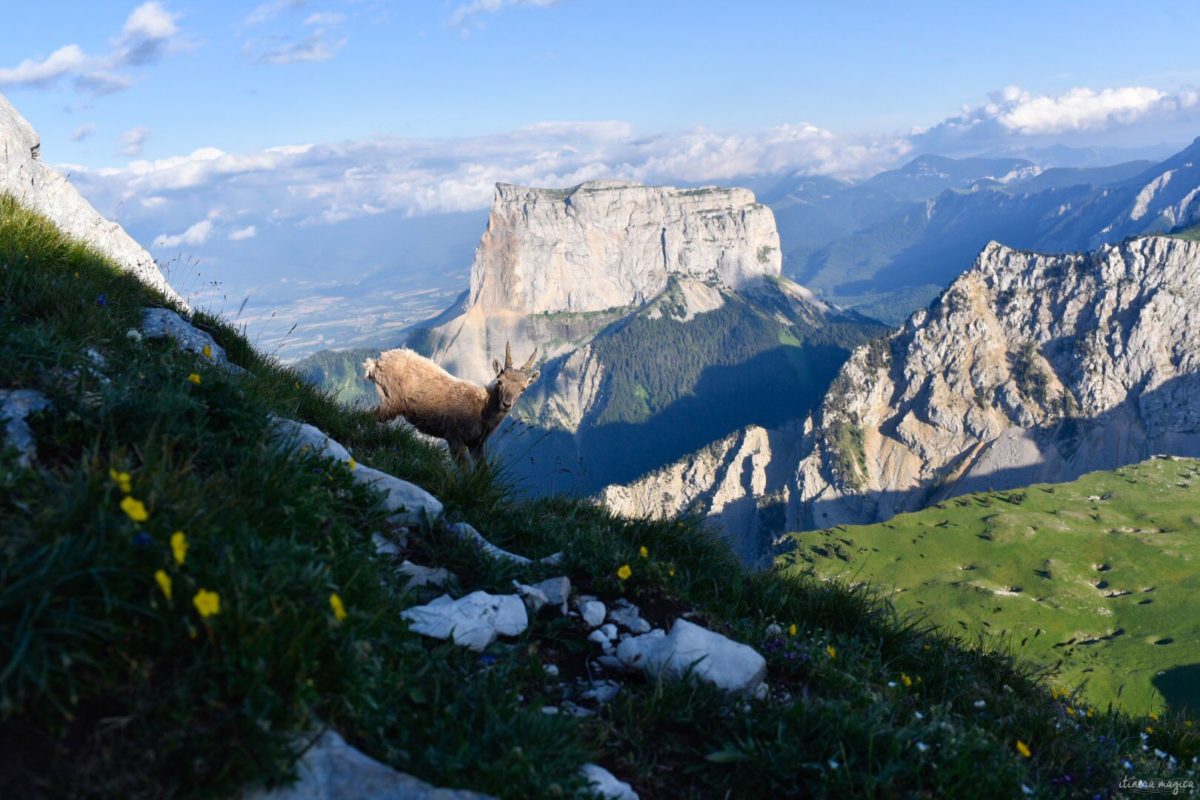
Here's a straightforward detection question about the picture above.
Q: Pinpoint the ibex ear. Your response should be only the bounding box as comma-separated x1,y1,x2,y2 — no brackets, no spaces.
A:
493,358,502,375
525,370,540,386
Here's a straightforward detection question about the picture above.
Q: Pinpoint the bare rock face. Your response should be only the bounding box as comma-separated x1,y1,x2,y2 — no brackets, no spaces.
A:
419,180,781,383
795,236,1200,529
471,180,780,315
0,92,182,305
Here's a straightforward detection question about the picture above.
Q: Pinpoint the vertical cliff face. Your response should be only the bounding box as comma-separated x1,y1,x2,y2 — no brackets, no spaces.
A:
468,180,781,316
418,180,785,383
0,93,182,306
793,236,1200,530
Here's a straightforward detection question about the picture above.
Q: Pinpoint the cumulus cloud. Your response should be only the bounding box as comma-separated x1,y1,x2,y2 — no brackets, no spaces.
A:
153,218,213,248
229,224,258,241
913,84,1200,152
449,0,560,31
0,2,186,94
120,126,151,157
70,123,97,142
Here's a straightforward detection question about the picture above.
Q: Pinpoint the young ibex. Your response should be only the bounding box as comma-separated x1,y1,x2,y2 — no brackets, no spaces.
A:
363,343,540,466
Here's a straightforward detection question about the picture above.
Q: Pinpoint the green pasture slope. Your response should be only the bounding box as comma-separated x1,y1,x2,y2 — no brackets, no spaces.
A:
781,457,1200,716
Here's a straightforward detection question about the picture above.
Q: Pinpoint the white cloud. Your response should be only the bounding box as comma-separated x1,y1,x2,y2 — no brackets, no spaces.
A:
70,123,97,142
913,84,1200,151
120,126,151,157
448,0,560,30
229,224,258,241
257,31,346,64
245,0,307,27
0,3,186,94
153,218,213,248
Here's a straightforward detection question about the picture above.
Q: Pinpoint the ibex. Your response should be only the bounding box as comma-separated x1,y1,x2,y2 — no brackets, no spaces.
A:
363,343,540,467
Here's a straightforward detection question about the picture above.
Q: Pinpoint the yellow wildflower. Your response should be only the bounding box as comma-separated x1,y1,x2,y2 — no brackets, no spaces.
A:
1149,711,1160,721
171,531,188,566
155,569,172,600
188,373,201,385
193,589,221,618
667,565,676,577
639,545,649,559
901,673,913,688
121,496,149,522
616,564,632,581
1087,708,1094,718
202,344,213,359
109,468,132,494
329,593,347,621
1015,740,1032,758
826,644,837,660
347,457,357,472
788,623,798,637
1066,706,1075,717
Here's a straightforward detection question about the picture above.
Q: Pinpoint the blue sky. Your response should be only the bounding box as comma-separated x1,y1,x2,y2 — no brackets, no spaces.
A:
3,1,1199,352
4,1,1199,169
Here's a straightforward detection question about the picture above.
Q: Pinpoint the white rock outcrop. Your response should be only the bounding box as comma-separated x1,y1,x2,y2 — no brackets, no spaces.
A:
420,180,782,383
794,236,1200,530
0,389,51,468
616,619,767,695
244,728,493,800
141,308,242,372
400,591,529,651
1,93,182,305
580,764,639,800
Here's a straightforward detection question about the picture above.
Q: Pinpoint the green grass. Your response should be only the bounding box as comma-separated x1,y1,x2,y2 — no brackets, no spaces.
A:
2,193,1198,798
779,458,1200,717
1171,222,1200,242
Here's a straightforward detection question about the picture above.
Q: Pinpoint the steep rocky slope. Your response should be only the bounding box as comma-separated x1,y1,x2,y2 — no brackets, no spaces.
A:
604,234,1200,557
0,92,181,306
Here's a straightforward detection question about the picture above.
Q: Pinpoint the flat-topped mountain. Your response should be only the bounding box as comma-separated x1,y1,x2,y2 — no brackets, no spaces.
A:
469,180,781,316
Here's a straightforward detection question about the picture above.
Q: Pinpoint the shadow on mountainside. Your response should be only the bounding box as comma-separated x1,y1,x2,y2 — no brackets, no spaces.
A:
494,344,850,497
1152,664,1200,715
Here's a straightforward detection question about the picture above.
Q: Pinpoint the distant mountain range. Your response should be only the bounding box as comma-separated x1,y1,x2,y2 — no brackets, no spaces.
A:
777,139,1200,322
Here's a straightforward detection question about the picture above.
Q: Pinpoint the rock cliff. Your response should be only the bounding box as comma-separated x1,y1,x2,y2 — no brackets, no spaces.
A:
602,234,1200,555
418,180,782,383
0,92,181,305
793,236,1200,529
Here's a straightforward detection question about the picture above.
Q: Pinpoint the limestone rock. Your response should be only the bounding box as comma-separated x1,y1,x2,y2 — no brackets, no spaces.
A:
352,465,444,526
141,308,243,372
793,237,1200,530
269,417,354,464
421,180,782,384
398,561,451,590
616,619,767,695
447,522,559,566
243,728,492,800
576,597,606,628
531,576,570,614
400,591,528,651
0,389,51,468
0,93,182,305
580,764,638,800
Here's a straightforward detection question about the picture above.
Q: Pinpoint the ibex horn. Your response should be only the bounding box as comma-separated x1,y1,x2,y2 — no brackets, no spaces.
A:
504,341,513,369
522,347,539,371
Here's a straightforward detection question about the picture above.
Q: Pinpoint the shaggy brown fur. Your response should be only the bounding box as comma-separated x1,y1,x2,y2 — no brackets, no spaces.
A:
364,343,539,466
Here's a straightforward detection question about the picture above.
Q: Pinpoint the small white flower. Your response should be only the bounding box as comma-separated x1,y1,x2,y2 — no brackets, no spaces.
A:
126,329,143,343
973,700,987,709
914,711,925,720
887,681,897,688
916,741,930,753
1020,785,1034,796
1155,748,1169,759
1122,760,1134,771
828,759,840,770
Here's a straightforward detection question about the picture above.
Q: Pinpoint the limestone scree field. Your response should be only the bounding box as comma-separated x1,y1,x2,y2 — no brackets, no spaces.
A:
781,456,1200,716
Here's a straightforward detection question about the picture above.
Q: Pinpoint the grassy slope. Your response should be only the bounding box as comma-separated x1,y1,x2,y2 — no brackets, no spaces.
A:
2,194,1198,798
780,458,1200,716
